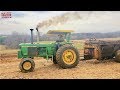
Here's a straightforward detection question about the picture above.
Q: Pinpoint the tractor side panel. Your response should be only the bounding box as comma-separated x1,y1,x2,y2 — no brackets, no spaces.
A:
18,50,23,58
28,47,38,56
38,46,55,58
21,47,28,56
38,47,47,57
18,44,57,59
19,46,38,58
47,47,55,55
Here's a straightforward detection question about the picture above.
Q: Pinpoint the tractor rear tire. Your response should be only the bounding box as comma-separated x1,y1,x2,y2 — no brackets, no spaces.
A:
56,44,80,69
115,50,120,63
53,56,57,64
19,58,35,73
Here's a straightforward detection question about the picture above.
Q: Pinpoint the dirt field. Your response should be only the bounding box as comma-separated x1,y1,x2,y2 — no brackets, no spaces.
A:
1,50,120,79
0,39,120,79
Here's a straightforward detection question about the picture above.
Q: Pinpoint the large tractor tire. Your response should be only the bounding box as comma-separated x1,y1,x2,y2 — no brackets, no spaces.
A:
56,44,80,69
19,58,35,73
115,50,120,63
53,56,57,64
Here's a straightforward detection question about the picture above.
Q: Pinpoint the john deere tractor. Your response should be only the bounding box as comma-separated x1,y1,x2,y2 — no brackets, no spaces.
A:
18,28,80,73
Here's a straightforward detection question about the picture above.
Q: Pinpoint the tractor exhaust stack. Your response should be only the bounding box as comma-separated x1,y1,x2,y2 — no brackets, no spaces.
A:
36,28,40,42
30,29,34,44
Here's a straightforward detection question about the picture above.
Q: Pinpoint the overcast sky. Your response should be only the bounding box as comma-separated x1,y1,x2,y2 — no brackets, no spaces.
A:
0,11,120,35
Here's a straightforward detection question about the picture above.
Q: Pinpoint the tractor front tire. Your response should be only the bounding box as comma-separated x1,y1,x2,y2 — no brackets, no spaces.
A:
56,44,80,69
19,58,35,73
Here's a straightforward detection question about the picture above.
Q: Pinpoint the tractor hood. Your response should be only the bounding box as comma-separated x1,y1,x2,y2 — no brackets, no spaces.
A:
19,42,55,47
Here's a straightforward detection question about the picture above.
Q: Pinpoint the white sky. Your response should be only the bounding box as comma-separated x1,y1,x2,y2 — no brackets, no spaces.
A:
0,11,120,35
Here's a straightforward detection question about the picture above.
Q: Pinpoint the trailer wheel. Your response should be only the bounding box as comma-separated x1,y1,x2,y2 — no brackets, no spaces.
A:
84,55,93,60
19,58,35,73
115,50,120,63
56,44,80,69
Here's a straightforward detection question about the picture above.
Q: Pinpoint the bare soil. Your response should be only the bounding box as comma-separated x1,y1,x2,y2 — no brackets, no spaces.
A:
1,52,120,79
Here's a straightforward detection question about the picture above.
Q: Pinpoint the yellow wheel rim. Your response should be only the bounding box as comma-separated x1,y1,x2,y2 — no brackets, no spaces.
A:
23,62,32,70
62,49,76,65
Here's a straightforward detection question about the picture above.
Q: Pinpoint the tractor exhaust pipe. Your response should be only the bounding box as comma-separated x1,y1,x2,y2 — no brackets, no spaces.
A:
36,28,40,42
30,29,34,44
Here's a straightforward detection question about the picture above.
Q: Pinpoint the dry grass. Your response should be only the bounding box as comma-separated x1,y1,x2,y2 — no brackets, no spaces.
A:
99,37,120,41
0,45,18,54
0,49,18,54
0,46,18,60
0,45,6,51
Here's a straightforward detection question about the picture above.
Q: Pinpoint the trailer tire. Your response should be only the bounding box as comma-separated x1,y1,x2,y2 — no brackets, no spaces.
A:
84,55,93,60
115,50,120,63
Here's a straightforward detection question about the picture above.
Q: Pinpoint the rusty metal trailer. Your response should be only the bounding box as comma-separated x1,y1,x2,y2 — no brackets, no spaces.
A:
84,38,120,62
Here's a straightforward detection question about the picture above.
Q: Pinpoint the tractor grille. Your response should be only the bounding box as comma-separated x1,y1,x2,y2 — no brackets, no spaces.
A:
28,47,38,56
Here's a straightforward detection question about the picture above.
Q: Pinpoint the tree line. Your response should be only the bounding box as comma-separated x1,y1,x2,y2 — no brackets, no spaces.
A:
0,31,120,49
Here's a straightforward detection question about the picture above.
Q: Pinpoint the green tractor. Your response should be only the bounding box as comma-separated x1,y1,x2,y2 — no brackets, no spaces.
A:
18,28,80,73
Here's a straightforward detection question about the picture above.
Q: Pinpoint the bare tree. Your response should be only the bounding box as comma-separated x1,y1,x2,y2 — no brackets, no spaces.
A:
4,31,31,49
